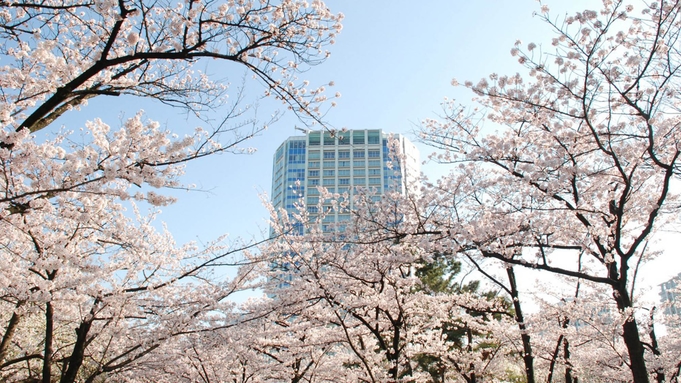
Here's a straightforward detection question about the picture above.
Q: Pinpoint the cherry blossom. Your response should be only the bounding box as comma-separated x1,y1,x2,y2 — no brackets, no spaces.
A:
419,1,681,382
0,0,342,381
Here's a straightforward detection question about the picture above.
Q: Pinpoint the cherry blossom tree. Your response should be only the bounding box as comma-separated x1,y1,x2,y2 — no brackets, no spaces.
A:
263,189,520,383
1,0,343,136
0,0,342,381
0,142,264,382
529,277,632,383
123,306,344,383
418,1,681,382
1,0,343,209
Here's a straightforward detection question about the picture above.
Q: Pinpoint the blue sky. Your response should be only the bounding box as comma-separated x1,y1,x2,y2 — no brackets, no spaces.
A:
156,0,603,243
57,0,679,293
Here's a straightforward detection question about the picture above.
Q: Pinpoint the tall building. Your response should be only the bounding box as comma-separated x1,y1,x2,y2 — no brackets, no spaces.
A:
270,129,419,233
660,273,680,318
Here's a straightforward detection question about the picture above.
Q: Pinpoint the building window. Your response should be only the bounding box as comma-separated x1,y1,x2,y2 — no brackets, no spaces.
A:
368,130,380,144
324,151,335,159
353,160,365,167
353,150,365,158
339,178,350,185
308,188,319,196
338,151,350,158
309,161,319,168
309,132,321,146
368,150,380,158
368,169,381,176
287,139,306,163
338,169,350,176
323,178,335,186
308,179,319,186
324,132,335,145
369,177,381,185
288,168,305,179
353,168,366,176
354,177,366,185
368,160,381,167
323,161,335,168
276,145,285,161
338,161,350,167
309,170,319,177
308,151,320,159
323,169,335,177
288,154,304,163
353,131,365,145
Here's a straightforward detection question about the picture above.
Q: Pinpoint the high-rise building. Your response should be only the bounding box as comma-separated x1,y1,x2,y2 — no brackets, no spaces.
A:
660,273,680,319
270,129,419,233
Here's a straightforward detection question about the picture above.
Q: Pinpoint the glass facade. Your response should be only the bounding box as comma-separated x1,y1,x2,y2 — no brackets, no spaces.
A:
271,129,419,233
270,138,306,230
660,273,680,318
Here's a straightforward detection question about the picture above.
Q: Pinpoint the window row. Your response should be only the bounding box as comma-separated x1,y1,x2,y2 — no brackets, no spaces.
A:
307,178,381,186
308,130,381,146
306,149,380,160
307,160,382,168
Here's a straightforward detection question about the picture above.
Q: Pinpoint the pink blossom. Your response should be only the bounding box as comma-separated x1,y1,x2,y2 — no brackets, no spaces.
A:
127,32,139,45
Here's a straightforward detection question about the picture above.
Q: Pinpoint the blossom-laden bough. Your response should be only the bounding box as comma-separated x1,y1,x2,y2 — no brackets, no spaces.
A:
420,1,681,382
0,0,342,382
262,187,520,383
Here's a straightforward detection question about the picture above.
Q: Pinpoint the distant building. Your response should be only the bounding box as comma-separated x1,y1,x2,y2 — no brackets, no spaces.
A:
269,129,419,291
660,273,680,318
270,129,419,233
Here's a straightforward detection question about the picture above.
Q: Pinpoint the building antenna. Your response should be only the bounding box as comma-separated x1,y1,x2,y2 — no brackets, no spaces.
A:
294,126,309,134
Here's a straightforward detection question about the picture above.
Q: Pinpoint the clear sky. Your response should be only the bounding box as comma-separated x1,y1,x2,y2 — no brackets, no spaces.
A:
57,0,679,298
155,0,603,242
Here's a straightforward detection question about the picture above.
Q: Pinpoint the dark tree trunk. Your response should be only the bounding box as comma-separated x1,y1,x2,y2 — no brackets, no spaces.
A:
546,317,576,383
546,334,563,383
467,327,476,383
648,308,665,383
506,267,535,383
0,302,24,364
612,281,649,383
60,318,93,383
42,301,54,383
621,318,649,383
563,337,574,383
